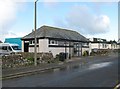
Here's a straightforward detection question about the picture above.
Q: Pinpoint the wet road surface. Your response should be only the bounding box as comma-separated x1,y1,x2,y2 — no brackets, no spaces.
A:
2,55,119,87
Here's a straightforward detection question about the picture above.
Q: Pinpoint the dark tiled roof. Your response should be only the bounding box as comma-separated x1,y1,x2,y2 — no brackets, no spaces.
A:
22,25,89,42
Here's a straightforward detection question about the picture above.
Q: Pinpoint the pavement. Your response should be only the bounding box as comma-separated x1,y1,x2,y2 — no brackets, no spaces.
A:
2,54,118,80
2,56,82,80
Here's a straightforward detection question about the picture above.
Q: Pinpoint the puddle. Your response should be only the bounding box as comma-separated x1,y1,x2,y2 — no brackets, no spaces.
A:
88,62,112,70
53,68,60,72
43,61,112,74
60,66,67,71
52,65,79,73
72,65,80,69
53,61,112,73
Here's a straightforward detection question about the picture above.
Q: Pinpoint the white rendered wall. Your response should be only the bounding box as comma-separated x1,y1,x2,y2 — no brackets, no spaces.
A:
82,48,89,54
29,47,39,52
49,47,70,57
108,44,112,49
88,42,92,55
39,39,49,52
91,43,99,49
38,39,73,57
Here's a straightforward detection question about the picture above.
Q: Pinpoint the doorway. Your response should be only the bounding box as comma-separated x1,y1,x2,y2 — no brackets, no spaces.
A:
24,41,29,52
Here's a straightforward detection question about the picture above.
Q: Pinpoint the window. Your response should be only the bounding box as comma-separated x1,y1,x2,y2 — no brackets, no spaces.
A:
30,40,38,44
51,40,54,44
29,40,32,44
102,44,104,48
12,46,20,50
2,46,7,50
49,40,58,44
8,46,12,51
105,44,107,48
33,40,35,44
55,40,58,44
94,38,97,42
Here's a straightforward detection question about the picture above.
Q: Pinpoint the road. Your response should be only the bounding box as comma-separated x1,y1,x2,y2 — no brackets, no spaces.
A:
2,55,119,87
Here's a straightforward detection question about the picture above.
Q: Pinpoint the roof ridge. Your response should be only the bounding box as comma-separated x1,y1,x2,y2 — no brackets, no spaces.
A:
22,25,88,42
41,25,79,33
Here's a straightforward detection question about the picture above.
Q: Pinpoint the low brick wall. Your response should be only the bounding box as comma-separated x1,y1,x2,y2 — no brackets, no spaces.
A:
2,52,53,69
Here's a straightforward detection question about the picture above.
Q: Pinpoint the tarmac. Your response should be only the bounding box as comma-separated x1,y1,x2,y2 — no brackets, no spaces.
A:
2,56,85,80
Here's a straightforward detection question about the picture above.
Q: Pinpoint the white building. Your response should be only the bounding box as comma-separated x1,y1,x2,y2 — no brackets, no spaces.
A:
21,26,89,58
89,38,118,50
117,38,120,49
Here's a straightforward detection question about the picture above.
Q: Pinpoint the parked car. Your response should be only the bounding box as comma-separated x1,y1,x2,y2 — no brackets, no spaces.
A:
0,43,21,56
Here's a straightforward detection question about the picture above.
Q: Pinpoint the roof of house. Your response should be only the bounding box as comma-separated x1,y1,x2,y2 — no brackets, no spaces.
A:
91,40,118,44
22,25,89,42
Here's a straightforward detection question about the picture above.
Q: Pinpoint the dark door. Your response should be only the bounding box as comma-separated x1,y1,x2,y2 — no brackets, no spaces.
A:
24,42,29,52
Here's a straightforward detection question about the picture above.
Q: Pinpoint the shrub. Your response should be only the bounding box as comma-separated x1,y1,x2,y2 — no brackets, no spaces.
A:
27,57,34,62
83,51,89,56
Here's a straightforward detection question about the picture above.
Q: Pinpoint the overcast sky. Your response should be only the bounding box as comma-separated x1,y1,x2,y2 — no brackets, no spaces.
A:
0,0,119,42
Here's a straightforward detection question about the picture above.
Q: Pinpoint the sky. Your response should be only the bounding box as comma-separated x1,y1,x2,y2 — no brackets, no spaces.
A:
0,0,119,42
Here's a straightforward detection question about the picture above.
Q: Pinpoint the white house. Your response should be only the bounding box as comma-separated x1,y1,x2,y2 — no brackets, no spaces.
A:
21,25,90,58
89,38,118,50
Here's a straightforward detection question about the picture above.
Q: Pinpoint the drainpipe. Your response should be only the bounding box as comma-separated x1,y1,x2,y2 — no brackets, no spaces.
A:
65,41,67,59
81,42,82,56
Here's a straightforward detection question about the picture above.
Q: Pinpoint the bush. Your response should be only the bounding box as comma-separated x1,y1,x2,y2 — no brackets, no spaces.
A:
83,51,89,56
55,54,59,59
90,52,94,56
27,57,34,62
52,54,60,63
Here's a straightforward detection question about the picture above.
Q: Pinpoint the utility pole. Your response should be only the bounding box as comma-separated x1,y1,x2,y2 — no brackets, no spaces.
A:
34,0,38,66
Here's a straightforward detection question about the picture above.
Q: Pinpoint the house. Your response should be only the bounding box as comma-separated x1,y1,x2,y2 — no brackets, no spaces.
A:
21,25,89,58
4,37,22,49
89,38,118,51
118,43,120,49
117,38,120,49
108,40,118,50
89,38,108,50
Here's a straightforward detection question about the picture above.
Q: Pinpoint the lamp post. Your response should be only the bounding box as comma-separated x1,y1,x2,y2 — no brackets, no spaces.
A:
34,0,38,66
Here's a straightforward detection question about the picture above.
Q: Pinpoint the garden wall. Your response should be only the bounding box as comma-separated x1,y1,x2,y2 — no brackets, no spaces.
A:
2,52,53,69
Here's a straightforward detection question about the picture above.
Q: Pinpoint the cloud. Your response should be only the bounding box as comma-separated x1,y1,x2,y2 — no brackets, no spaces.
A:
0,0,26,41
41,0,119,2
43,0,58,8
0,0,16,26
54,4,110,35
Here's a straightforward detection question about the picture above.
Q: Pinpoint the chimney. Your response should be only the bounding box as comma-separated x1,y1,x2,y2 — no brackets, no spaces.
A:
32,29,34,32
